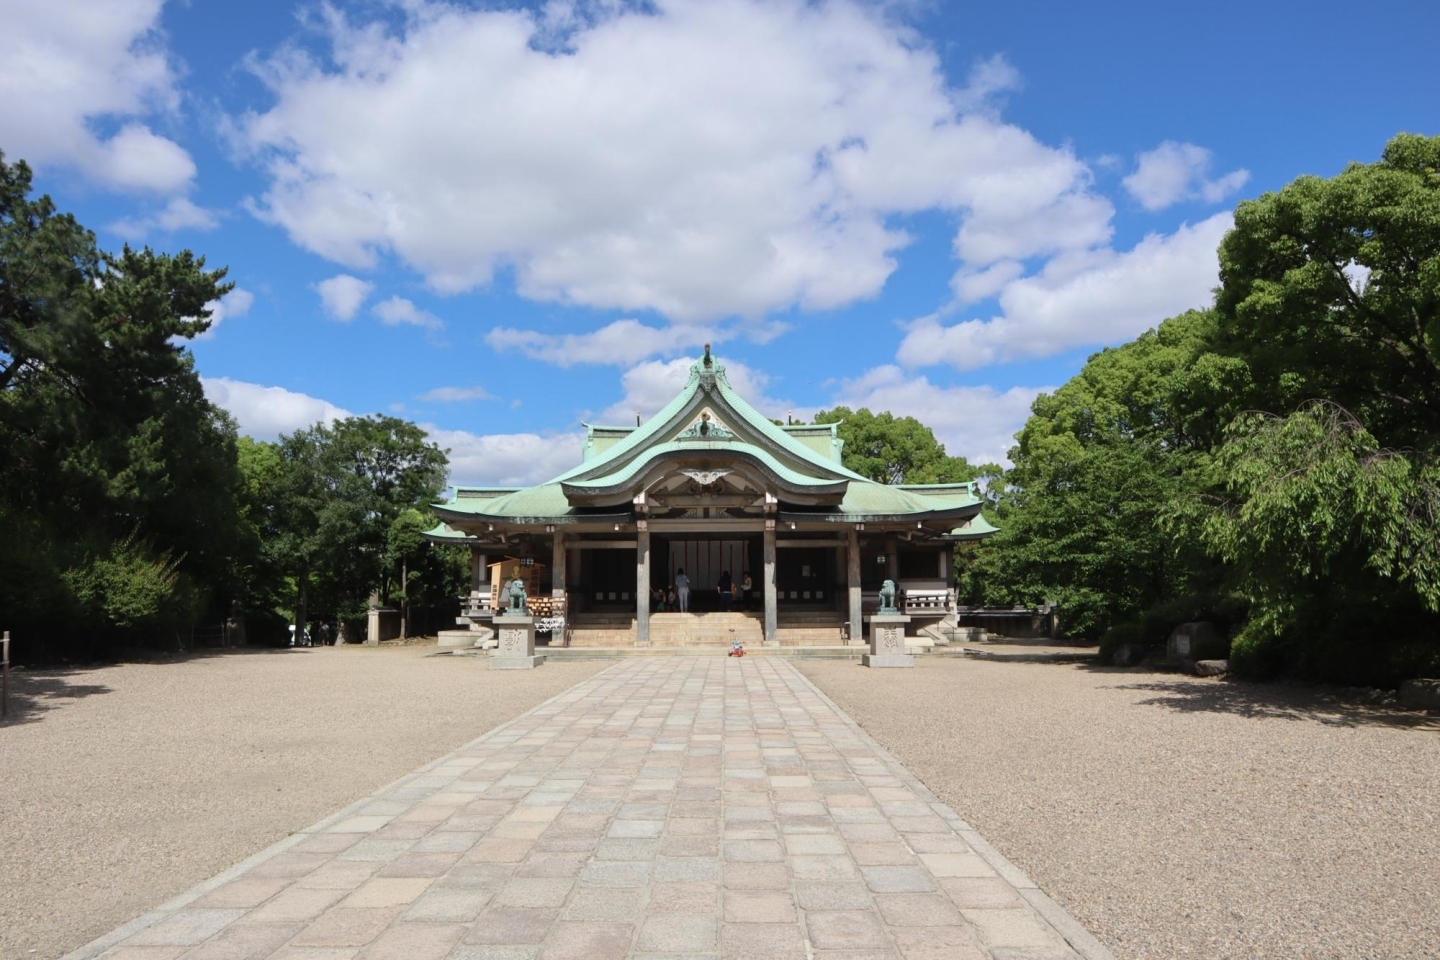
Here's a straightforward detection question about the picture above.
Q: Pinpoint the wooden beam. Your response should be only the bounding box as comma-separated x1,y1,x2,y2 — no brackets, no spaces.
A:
636,526,650,646
552,535,566,599
763,521,777,644
848,526,862,644
776,539,847,549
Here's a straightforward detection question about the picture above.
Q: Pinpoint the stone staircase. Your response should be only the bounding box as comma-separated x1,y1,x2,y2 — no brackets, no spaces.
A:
776,608,845,646
566,612,637,647
565,609,846,648
649,612,763,647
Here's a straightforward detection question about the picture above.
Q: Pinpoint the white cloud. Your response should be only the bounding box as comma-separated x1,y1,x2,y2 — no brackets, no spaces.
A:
235,1,1108,323
898,213,1231,370
0,0,195,193
315,273,373,321
591,355,804,426
1123,141,1249,212
834,365,1044,466
424,425,585,487
486,319,717,367
202,376,349,439
204,375,580,485
373,295,443,331
109,197,221,238
194,287,255,340
420,385,495,402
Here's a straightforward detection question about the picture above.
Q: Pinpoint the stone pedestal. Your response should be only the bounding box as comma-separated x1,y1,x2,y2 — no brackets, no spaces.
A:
490,615,544,669
862,613,913,667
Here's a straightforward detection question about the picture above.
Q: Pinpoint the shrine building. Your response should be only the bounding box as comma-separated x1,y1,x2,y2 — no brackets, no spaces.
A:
427,347,995,648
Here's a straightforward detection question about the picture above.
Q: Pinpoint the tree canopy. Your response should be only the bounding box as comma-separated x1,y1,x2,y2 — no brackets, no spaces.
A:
0,153,463,660
1,153,242,656
963,133,1440,685
812,406,987,484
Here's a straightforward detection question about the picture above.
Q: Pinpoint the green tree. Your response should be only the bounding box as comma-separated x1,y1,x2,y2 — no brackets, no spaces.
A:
967,311,1219,639
1208,132,1440,448
812,407,983,484
387,508,430,639
259,416,449,638
0,152,243,658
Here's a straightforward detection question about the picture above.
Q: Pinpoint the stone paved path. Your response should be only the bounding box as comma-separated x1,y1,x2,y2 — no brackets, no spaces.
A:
72,658,1110,960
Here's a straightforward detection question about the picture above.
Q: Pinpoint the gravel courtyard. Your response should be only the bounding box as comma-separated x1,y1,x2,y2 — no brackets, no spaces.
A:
798,658,1440,960
0,644,607,960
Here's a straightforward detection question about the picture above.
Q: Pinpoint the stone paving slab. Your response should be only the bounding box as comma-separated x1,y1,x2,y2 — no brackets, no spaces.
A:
67,658,1113,960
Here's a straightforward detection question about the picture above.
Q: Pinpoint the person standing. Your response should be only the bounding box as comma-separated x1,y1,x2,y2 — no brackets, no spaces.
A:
675,568,691,612
717,570,733,611
740,571,753,610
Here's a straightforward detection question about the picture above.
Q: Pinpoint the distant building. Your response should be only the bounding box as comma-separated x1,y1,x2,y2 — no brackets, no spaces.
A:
428,347,995,647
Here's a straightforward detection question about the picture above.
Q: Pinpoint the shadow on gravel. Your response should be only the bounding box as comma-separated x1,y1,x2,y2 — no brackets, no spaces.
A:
1,671,113,727
1107,676,1440,730
0,647,331,727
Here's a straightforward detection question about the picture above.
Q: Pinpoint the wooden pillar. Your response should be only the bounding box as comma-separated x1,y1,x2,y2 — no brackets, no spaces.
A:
885,538,899,579
636,524,650,645
763,521,777,644
847,526,862,645
470,547,486,593
551,534,566,599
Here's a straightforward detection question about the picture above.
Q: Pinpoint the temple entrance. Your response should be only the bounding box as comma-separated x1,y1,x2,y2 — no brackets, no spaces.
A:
659,537,756,612
579,548,636,609
776,547,836,608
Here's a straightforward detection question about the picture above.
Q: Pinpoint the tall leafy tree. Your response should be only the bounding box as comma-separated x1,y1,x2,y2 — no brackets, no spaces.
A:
253,416,448,636
0,153,242,658
964,311,1218,638
812,407,983,484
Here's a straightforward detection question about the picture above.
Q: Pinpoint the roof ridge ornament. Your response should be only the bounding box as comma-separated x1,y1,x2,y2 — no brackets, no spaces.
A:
694,342,726,393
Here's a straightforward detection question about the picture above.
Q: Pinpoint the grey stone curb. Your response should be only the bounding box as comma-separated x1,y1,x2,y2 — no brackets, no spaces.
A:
781,660,1119,960
61,661,626,960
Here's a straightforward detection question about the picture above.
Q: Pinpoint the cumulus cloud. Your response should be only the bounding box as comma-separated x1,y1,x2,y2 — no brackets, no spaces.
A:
235,1,1108,323
0,0,195,193
194,287,255,340
420,385,495,402
591,355,804,426
486,319,717,367
109,197,221,239
898,213,1231,370
373,296,443,331
1123,141,1249,212
202,376,349,439
424,425,585,487
315,273,373,321
203,375,582,485
833,365,1044,466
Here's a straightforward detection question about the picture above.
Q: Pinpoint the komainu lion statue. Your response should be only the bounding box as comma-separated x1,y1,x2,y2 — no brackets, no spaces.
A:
878,579,898,613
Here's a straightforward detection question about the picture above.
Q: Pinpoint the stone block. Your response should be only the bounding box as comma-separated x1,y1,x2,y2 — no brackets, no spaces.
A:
1399,678,1440,711
489,614,543,668
864,613,913,667
1193,659,1229,677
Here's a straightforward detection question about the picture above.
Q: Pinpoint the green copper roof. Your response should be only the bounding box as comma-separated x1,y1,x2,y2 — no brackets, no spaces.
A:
552,352,867,487
435,349,993,536
564,440,848,497
945,512,1000,540
779,422,844,463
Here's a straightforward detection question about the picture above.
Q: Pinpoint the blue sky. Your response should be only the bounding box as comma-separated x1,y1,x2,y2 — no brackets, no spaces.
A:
5,0,1437,485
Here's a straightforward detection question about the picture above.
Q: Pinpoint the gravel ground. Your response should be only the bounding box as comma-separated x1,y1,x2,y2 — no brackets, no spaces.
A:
0,643,607,960
798,657,1440,960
